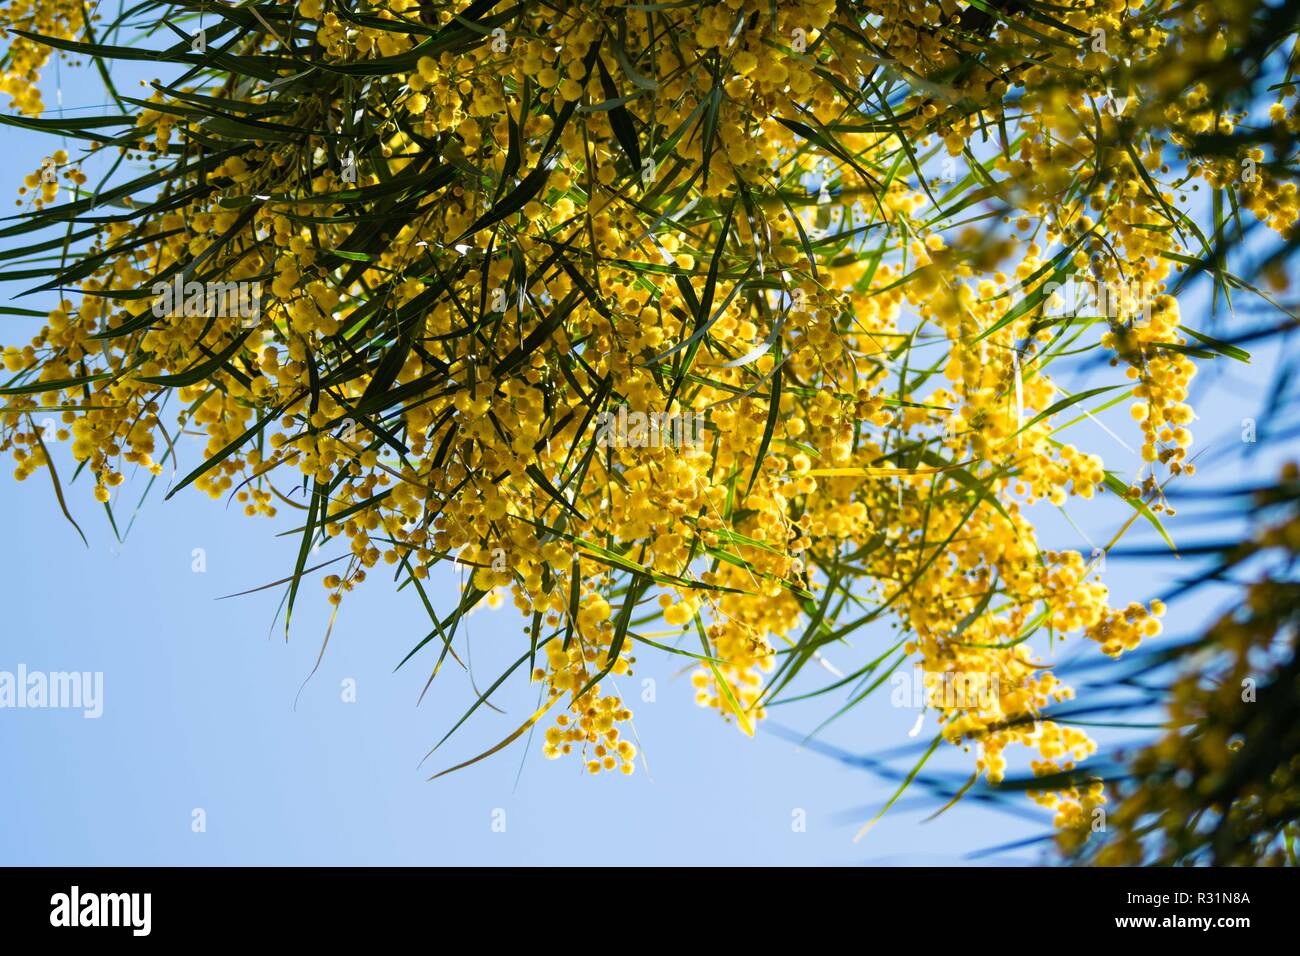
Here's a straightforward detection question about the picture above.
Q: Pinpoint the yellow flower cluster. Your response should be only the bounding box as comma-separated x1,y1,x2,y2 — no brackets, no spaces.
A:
0,0,81,116
1,2,1295,816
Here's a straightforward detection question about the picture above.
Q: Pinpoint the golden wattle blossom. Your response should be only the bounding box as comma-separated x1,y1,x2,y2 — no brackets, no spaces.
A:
1,0,1296,829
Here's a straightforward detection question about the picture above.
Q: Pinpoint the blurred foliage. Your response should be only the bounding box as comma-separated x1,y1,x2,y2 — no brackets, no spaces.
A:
1063,472,1300,865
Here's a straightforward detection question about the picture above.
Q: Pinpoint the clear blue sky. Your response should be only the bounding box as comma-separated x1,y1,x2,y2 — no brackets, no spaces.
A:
0,21,1292,865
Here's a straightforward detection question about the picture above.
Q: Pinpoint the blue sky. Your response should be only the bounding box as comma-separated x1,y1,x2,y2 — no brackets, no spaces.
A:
0,16,1294,865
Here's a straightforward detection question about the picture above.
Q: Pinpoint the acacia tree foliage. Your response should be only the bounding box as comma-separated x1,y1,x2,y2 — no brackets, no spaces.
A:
1081,474,1300,865
1,0,1297,840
